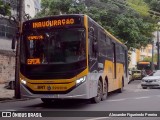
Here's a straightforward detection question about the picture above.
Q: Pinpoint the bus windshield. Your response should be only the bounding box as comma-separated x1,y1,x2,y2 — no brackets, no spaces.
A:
137,63,150,70
22,28,86,64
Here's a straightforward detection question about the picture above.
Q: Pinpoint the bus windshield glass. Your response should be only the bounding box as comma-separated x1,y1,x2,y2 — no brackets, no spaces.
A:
22,28,86,65
137,63,150,70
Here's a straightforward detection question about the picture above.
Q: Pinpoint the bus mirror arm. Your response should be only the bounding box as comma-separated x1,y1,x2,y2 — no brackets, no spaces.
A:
92,40,98,54
11,37,16,50
12,32,20,50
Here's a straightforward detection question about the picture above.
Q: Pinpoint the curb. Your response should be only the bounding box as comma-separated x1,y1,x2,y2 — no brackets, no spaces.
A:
0,98,32,103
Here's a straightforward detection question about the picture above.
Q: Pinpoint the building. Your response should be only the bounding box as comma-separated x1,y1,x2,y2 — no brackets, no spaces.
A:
0,0,41,83
137,44,152,61
129,44,153,69
0,0,41,51
0,0,18,51
129,28,160,69
25,0,41,18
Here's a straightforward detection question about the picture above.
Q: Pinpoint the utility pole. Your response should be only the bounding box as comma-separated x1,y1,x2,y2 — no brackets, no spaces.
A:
157,23,160,70
151,40,154,71
15,0,24,99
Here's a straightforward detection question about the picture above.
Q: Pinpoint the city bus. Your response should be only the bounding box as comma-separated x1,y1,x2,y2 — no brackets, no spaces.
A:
18,14,128,103
137,61,157,75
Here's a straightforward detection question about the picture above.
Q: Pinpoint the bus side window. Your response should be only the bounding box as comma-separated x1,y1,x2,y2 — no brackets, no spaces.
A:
106,36,112,59
89,27,97,58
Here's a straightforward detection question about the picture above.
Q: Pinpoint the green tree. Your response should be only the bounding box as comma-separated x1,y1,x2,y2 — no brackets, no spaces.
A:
144,0,160,13
141,54,157,63
0,0,11,16
153,53,158,63
142,57,151,62
36,0,156,50
126,0,150,16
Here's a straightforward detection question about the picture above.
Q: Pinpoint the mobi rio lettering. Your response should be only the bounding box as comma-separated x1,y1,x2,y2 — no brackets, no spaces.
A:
32,18,75,28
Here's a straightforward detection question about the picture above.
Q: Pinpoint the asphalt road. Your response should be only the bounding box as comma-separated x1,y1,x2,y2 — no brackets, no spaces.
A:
0,80,160,120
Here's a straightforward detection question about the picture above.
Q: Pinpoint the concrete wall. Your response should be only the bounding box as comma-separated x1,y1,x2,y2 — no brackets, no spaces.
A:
0,38,13,51
0,50,15,83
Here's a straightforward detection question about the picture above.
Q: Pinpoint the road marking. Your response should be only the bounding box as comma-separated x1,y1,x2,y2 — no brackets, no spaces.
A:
125,84,150,92
134,96,150,99
0,109,16,111
134,89,149,92
107,99,125,102
107,95,160,102
85,117,110,120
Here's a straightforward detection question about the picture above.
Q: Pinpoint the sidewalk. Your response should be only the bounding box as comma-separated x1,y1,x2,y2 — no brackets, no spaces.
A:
0,84,14,101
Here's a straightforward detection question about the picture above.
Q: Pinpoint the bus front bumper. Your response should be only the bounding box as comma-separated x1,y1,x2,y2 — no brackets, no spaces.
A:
20,79,97,99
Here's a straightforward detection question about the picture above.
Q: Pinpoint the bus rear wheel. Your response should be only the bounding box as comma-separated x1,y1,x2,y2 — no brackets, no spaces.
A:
117,79,124,93
90,80,103,103
102,80,108,101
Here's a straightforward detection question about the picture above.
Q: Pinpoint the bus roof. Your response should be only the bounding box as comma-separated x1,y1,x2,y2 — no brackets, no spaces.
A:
86,15,127,49
24,14,127,49
137,62,150,64
24,14,85,22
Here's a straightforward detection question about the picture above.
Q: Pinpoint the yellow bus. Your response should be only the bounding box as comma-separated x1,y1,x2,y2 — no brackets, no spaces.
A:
19,14,128,103
137,61,157,75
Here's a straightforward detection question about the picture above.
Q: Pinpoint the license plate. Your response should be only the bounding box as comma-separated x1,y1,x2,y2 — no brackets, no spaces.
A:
43,94,58,98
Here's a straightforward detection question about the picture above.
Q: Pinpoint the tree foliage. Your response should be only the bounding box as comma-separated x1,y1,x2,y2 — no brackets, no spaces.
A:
0,0,11,16
144,0,160,13
142,53,157,63
126,0,150,16
36,0,156,50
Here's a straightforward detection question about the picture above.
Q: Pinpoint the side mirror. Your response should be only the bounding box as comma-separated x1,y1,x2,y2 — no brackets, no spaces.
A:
11,37,16,50
98,63,104,69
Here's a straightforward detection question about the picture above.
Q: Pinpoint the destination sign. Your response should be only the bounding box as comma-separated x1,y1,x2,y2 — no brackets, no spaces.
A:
23,15,84,30
27,58,40,65
32,17,81,29
28,35,43,40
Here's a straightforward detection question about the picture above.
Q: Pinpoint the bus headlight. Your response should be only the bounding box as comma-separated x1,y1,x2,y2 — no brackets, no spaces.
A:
21,79,26,85
76,76,86,85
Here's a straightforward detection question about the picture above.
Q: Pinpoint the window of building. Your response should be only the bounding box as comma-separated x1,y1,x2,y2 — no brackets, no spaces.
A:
140,56,145,60
27,4,30,8
148,49,152,54
141,47,146,52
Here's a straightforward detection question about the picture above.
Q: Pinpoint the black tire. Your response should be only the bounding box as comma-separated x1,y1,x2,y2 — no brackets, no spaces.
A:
91,80,103,103
102,80,108,101
142,87,147,89
117,79,124,93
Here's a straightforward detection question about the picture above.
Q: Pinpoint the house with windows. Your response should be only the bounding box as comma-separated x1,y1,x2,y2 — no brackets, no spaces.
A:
129,44,153,69
129,30,160,69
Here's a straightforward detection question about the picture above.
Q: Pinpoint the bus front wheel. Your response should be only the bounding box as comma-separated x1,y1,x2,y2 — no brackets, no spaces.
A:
90,80,103,103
